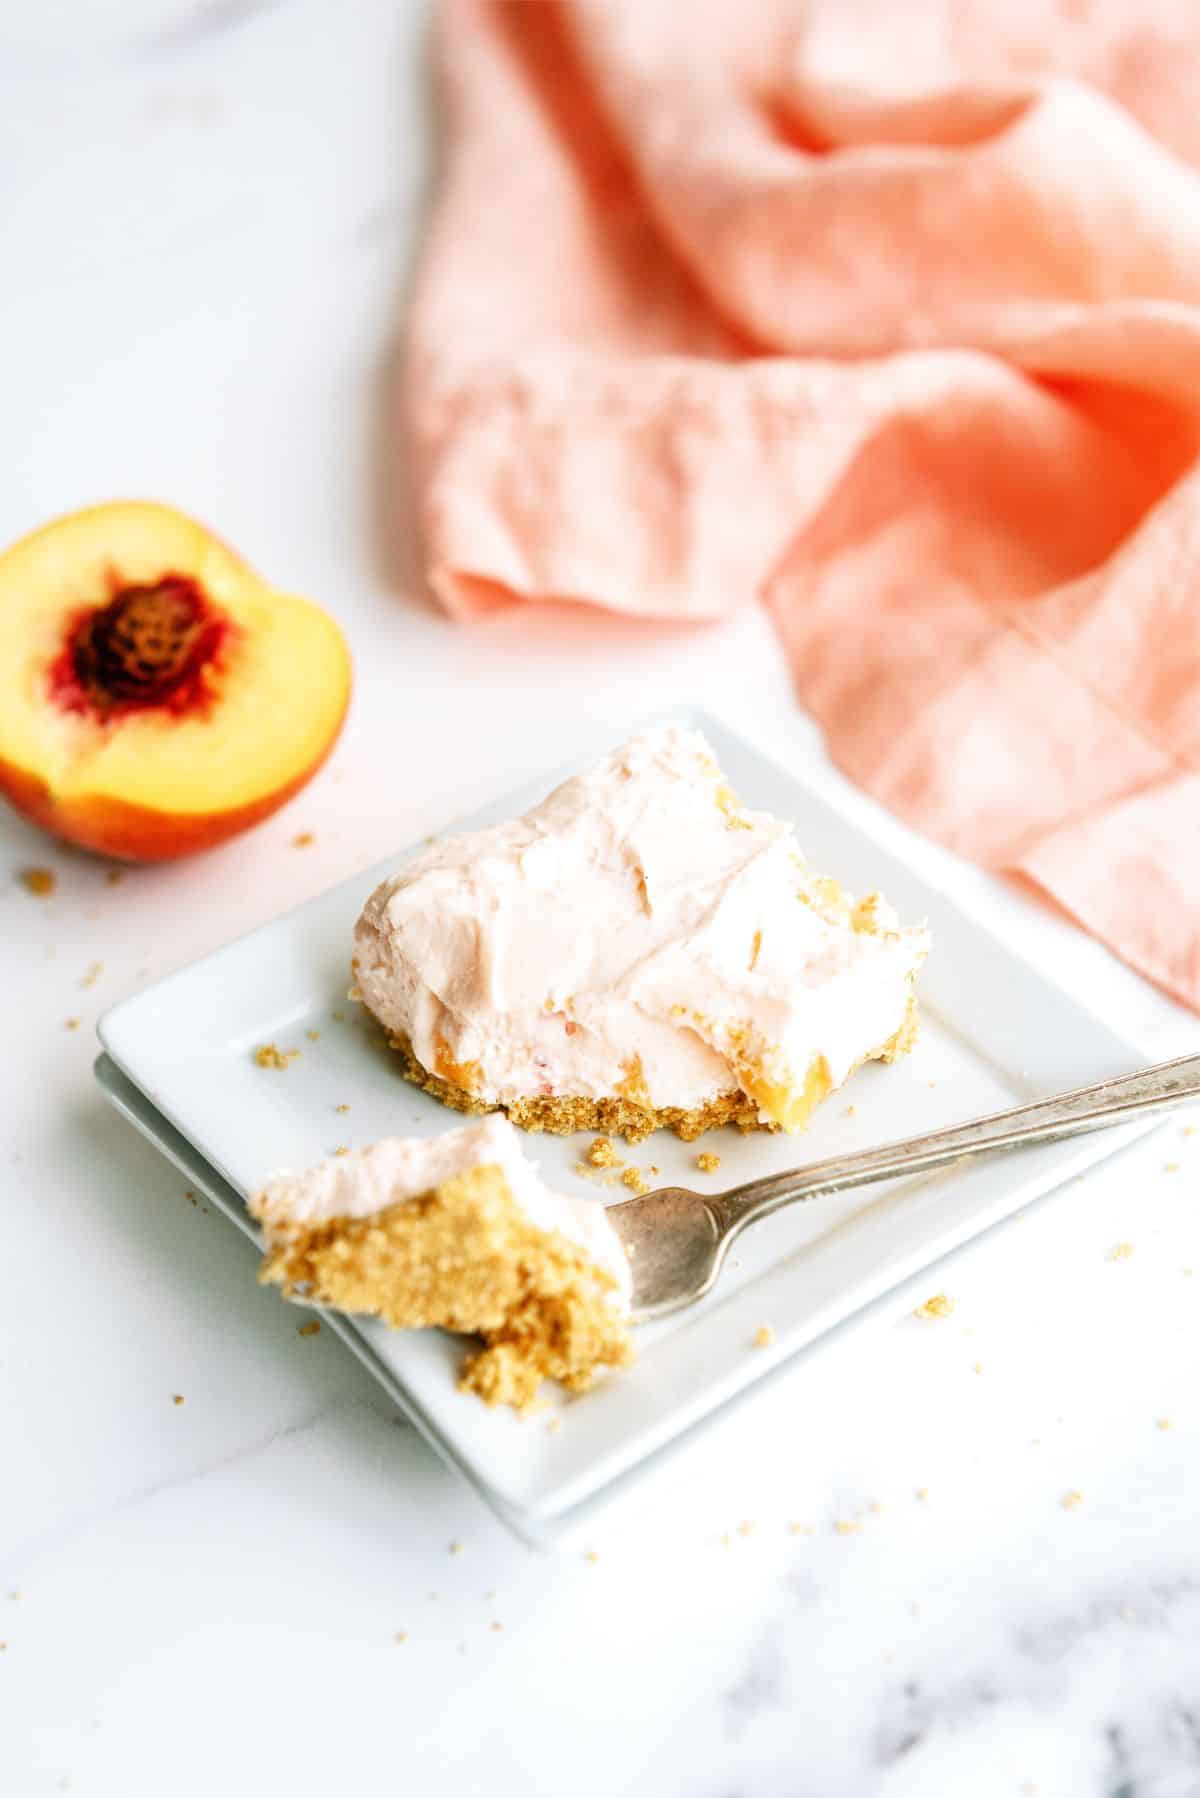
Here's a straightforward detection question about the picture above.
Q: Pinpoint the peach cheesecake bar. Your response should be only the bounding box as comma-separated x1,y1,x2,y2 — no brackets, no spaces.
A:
250,1116,632,1411
354,728,930,1143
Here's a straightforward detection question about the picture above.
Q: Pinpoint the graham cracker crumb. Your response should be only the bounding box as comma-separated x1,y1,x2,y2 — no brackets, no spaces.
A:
1164,1162,1180,1173
916,1487,929,1501
298,1320,321,1337
332,1010,346,1022
172,1394,184,1406
789,1523,814,1536
1061,1489,1083,1510
737,1521,756,1537
306,1028,321,1042
489,1622,504,1633
868,1501,885,1514
753,1325,774,1349
292,832,316,848
258,1163,632,1412
65,1018,80,1031
19,867,56,897
973,1362,984,1374
334,1146,350,1157
621,1167,650,1196
719,1533,731,1548
1108,1242,1134,1261
255,1043,299,1070
697,1152,721,1173
105,868,125,886
335,1103,350,1114
1183,1125,1197,1138
834,1519,861,1536
914,1293,955,1320
588,1137,621,1169
748,929,763,971
1156,1417,1172,1431
81,962,103,989
546,1416,561,1434
394,1631,408,1643
449,1542,463,1556
844,1104,858,1118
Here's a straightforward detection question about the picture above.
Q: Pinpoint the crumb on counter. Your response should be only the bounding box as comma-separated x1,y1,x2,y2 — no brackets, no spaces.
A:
19,868,56,897
1164,1162,1180,1173
65,1018,80,1031
172,1395,184,1407
789,1523,814,1536
1108,1242,1134,1261
834,1520,861,1536
914,1293,955,1320
737,1521,756,1537
332,1010,346,1022
255,1043,299,1070
489,1622,504,1633
973,1362,984,1374
298,1320,321,1338
81,962,103,989
844,1104,858,1118
1061,1490,1083,1510
335,1103,350,1114
1156,1417,1172,1431
105,868,125,886
394,1631,408,1643
752,1324,774,1349
620,1167,650,1196
306,1028,321,1042
916,1487,929,1502
292,832,316,848
334,1146,350,1157
697,1152,721,1173
587,1137,621,1169
584,1550,600,1564
449,1542,463,1556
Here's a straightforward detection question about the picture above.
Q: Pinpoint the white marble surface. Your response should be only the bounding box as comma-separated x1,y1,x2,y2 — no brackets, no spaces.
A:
1,4,1198,1793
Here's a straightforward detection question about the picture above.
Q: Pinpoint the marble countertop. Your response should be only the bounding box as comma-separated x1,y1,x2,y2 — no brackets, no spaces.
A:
2,4,1198,1794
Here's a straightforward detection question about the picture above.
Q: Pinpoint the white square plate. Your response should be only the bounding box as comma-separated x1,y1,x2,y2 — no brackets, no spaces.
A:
97,710,1155,1547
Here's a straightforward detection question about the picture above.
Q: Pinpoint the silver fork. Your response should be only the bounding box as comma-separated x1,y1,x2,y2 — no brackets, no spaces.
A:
607,1052,1200,1321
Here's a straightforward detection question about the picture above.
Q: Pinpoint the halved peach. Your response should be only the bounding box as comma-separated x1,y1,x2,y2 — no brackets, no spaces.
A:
0,501,351,861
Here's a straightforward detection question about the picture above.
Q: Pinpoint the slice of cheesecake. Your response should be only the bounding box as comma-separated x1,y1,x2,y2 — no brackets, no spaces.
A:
355,727,930,1142
250,1116,632,1411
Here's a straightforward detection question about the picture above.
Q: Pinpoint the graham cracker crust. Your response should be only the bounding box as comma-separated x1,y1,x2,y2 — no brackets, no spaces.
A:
258,1163,631,1411
368,995,919,1145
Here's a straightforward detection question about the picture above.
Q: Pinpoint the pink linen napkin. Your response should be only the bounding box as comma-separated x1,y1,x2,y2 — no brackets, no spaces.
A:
406,0,1200,1012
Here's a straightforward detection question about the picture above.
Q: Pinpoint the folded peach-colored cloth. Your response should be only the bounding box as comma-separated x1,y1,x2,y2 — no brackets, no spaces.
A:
407,0,1200,1011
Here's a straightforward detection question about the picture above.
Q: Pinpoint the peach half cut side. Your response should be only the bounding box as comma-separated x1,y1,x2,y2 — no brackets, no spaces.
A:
0,500,351,861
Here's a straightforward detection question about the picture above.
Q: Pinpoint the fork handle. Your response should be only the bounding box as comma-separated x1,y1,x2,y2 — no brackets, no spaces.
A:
713,1052,1200,1240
